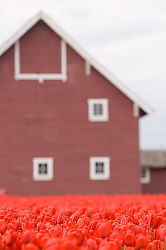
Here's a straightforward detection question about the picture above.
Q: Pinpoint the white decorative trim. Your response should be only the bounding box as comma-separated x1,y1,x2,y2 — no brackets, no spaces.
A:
61,40,67,81
88,98,109,122
14,39,67,83
85,61,91,75
90,157,110,180
0,11,153,115
133,103,140,117
14,40,20,79
33,157,54,181
141,168,150,184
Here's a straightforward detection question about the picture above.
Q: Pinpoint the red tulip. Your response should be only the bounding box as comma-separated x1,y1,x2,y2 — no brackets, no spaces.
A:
100,241,119,250
0,219,6,233
150,215,163,229
123,233,135,247
135,235,147,248
86,239,98,250
96,223,112,238
21,243,39,250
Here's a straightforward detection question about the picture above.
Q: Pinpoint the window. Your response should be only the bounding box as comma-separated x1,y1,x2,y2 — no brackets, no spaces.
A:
88,99,109,121
90,157,110,180
33,158,53,181
141,168,150,184
38,163,48,174
93,104,103,115
95,162,104,174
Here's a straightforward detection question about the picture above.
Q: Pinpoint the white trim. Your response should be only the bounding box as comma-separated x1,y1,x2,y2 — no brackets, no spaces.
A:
141,168,150,184
0,11,153,115
90,157,110,180
88,98,109,122
14,39,67,83
15,73,65,81
133,103,140,117
85,61,91,75
61,40,67,81
33,157,54,181
14,40,20,80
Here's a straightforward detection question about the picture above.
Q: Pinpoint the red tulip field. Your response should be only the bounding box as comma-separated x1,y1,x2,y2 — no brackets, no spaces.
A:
0,195,166,249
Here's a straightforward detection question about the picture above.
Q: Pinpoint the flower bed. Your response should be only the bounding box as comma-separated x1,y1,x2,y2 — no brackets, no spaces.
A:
0,195,165,249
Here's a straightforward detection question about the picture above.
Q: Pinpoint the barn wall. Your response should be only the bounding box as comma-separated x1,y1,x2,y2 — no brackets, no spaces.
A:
142,168,166,194
0,21,141,195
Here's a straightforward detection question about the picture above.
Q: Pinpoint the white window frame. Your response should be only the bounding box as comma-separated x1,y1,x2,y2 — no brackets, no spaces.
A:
33,157,54,181
88,99,109,122
141,168,150,184
90,157,110,180
14,39,67,83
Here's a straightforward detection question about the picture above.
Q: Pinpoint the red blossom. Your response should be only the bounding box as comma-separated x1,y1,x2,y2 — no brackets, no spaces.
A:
150,215,163,229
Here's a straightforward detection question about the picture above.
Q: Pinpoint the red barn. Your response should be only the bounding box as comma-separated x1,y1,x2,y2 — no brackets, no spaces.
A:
141,151,166,194
0,11,153,195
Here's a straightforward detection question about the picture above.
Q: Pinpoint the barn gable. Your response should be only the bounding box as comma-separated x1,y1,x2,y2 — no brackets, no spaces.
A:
0,11,153,117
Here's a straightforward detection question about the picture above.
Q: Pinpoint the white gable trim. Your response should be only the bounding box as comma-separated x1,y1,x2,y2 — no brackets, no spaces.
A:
0,11,153,115
85,61,91,75
14,39,67,83
133,103,140,118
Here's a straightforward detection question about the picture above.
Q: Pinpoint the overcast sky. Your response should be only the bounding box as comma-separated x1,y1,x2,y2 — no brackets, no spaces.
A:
0,0,166,150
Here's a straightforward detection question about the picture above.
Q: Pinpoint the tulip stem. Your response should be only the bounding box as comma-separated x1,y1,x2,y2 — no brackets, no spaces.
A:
150,227,153,240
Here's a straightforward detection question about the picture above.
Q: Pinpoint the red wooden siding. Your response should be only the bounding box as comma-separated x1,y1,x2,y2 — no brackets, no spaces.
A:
0,21,141,195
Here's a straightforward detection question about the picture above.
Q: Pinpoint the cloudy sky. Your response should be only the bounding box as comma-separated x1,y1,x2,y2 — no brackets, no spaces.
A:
0,0,166,149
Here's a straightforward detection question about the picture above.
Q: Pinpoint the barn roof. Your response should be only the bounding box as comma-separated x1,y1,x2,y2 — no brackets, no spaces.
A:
0,11,153,116
141,150,166,168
